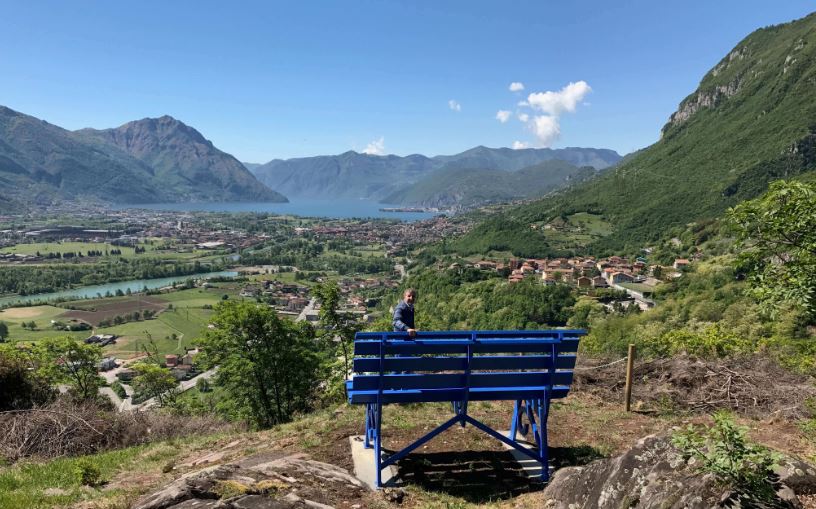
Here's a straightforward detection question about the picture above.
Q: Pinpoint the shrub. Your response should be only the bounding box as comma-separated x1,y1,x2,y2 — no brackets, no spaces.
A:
74,458,102,486
672,412,781,503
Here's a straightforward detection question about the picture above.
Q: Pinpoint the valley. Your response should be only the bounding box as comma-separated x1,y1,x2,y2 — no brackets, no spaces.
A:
2,6,816,509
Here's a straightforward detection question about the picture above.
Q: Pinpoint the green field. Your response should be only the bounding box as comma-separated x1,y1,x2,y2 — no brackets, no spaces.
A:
0,287,251,358
0,239,219,262
538,213,614,249
0,305,86,342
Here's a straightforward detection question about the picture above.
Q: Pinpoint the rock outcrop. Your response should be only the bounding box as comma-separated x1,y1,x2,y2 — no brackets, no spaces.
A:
542,435,816,509
133,453,367,509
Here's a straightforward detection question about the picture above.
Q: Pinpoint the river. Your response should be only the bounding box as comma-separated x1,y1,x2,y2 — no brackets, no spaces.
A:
0,270,238,308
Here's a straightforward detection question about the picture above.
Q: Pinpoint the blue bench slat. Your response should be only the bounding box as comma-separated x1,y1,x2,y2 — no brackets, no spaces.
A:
355,330,586,341
350,371,574,391
347,385,571,404
352,353,578,373
353,340,579,356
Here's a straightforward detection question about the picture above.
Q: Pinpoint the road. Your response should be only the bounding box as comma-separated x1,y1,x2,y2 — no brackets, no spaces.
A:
296,298,317,322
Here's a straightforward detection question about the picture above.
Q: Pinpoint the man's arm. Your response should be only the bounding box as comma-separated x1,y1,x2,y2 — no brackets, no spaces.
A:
393,303,408,332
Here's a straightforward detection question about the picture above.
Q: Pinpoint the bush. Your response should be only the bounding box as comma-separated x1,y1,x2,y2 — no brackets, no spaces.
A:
111,381,127,400
672,412,781,503
74,458,102,486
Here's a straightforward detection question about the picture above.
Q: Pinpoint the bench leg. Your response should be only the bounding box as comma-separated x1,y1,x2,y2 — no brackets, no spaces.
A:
364,404,374,449
509,400,521,441
375,401,383,488
538,396,550,482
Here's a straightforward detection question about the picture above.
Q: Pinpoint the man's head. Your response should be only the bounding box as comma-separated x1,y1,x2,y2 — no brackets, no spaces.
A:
403,288,417,306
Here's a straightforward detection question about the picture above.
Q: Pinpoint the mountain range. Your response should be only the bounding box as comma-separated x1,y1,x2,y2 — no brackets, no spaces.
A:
249,146,621,204
0,107,287,206
458,12,816,256
382,160,600,209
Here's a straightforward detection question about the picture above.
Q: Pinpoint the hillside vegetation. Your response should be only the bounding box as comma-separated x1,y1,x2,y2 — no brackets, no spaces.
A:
381,160,599,208
458,13,816,256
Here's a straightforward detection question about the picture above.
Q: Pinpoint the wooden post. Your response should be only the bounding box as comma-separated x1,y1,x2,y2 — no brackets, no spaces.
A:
624,344,635,412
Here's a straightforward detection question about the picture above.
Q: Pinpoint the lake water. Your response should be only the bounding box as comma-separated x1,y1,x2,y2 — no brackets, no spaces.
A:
0,270,238,308
115,199,438,221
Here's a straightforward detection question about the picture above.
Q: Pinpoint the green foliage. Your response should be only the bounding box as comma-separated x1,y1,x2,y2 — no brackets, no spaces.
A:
729,180,816,319
384,267,575,331
672,412,781,502
199,301,321,428
110,381,127,400
0,344,55,410
312,281,362,394
131,362,178,407
73,459,102,487
32,337,104,401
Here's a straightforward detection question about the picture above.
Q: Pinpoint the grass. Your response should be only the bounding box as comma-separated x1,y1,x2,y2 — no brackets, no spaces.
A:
0,305,86,342
0,289,233,358
0,433,236,509
0,239,219,262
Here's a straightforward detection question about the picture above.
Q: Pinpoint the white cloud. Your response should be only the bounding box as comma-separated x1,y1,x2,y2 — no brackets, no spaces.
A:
526,80,591,116
362,136,386,155
512,141,529,150
496,110,511,123
517,100,529,107
517,112,529,122
448,99,461,112
509,82,525,92
530,115,560,147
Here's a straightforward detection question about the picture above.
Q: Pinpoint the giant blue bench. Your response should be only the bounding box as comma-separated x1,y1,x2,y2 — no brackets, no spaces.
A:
345,329,586,487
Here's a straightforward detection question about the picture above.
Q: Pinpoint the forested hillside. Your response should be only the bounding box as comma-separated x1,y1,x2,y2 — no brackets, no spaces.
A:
458,13,816,256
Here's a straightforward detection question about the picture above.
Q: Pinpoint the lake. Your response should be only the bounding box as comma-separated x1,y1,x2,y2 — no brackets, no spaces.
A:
114,198,439,221
0,270,238,308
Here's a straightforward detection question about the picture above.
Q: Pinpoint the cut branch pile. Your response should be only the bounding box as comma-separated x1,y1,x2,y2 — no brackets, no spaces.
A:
573,354,816,420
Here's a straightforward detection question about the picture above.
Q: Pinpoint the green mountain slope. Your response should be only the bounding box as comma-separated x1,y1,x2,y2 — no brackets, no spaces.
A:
0,107,287,206
458,12,816,256
75,116,287,203
381,160,598,208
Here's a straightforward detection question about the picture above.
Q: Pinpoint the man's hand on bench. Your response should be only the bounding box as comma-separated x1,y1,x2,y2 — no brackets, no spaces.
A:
407,328,417,338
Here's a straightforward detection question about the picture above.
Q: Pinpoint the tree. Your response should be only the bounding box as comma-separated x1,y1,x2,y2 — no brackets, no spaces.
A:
199,301,320,428
33,337,104,401
0,321,8,342
729,180,816,318
0,344,54,410
312,281,362,376
131,362,178,407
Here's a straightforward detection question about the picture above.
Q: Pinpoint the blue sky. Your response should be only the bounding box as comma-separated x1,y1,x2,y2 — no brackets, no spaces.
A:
1,1,814,162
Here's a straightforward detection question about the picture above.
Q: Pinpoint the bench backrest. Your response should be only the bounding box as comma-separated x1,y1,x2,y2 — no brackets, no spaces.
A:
349,329,585,403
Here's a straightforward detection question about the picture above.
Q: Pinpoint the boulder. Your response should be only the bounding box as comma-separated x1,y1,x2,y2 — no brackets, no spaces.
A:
542,435,816,509
132,454,367,509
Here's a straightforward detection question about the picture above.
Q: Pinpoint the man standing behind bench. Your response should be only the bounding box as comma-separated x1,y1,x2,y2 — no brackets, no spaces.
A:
393,288,417,338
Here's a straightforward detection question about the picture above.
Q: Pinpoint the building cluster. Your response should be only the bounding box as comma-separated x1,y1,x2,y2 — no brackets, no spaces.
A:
297,216,469,256
466,255,691,288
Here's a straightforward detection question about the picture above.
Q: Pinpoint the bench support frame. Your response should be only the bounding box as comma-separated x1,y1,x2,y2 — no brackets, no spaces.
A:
363,393,551,487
